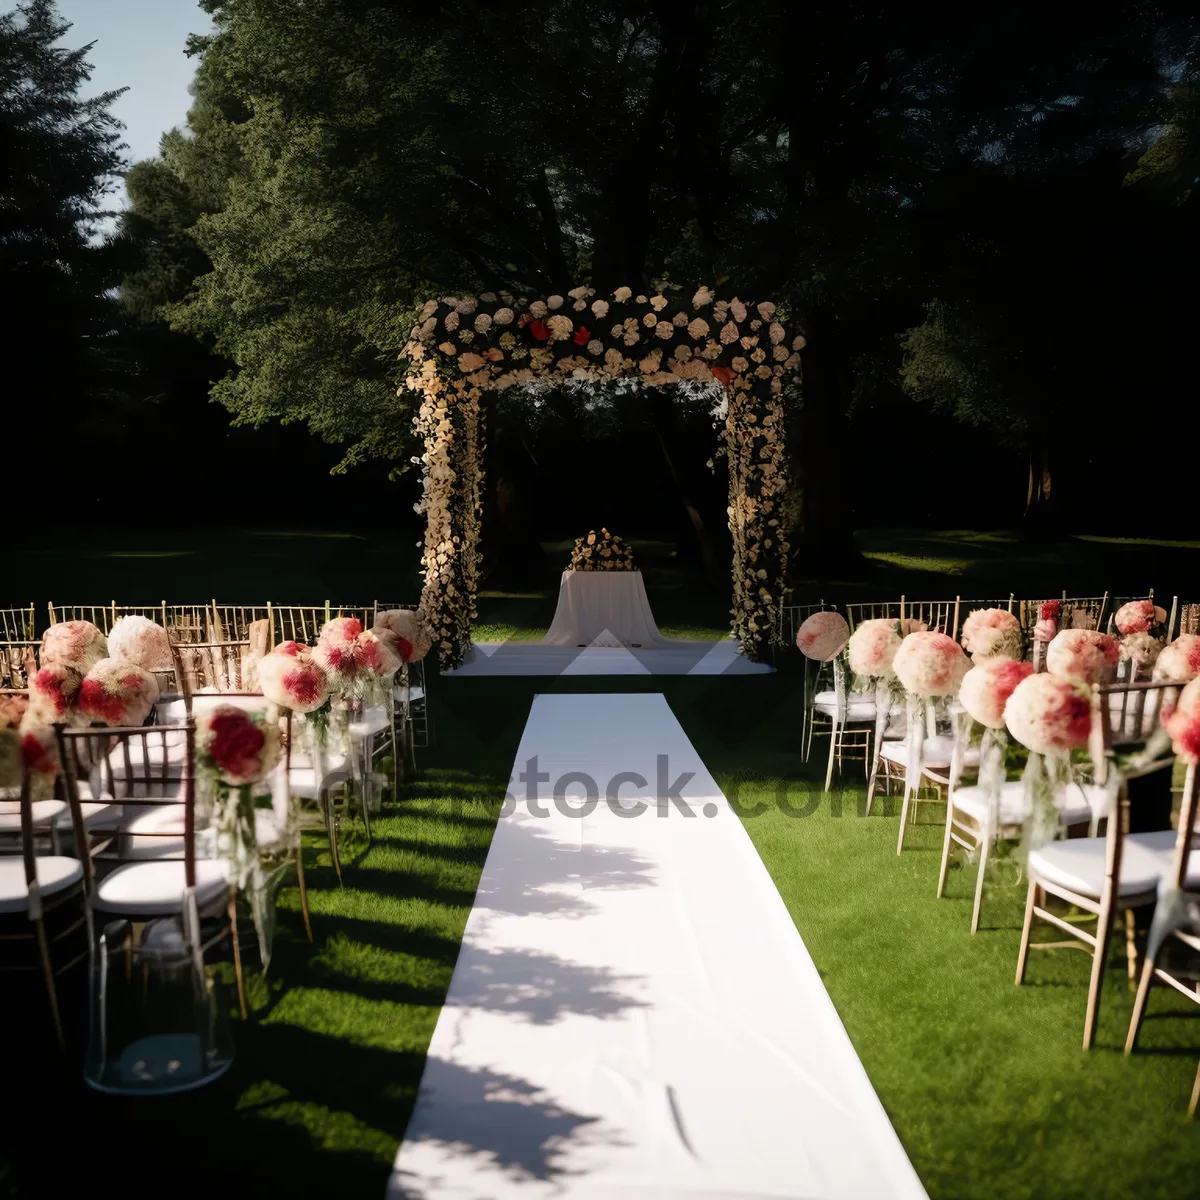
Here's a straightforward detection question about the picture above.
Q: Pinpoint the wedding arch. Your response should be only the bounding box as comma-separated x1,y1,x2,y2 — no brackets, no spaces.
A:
401,285,805,668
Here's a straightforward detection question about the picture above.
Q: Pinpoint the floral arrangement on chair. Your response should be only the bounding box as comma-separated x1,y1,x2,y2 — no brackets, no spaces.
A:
569,529,635,571
1113,600,1168,637
1033,600,1061,644
1154,634,1200,682
1045,629,1118,684
40,620,107,673
107,615,173,670
795,611,849,661
373,609,434,664
960,608,1022,662
76,658,160,727
1163,677,1200,761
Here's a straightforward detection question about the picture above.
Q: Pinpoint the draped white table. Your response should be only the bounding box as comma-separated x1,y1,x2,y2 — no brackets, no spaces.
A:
542,569,667,648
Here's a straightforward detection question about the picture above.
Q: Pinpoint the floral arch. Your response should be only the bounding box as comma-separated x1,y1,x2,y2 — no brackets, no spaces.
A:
401,285,805,669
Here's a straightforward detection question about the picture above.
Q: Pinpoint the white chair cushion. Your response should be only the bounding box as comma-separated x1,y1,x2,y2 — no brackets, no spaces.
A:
55,802,121,831
348,706,392,737
1028,830,1177,900
0,800,67,831
104,732,188,780
393,684,425,703
953,781,1097,828
92,859,230,916
879,736,979,770
117,805,216,861
0,856,84,915
813,689,877,722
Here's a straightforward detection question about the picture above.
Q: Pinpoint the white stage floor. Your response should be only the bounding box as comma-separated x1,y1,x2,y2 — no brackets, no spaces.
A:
444,639,773,677
389,694,926,1200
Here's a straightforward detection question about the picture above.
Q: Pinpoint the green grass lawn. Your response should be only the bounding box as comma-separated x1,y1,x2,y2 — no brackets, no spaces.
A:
8,527,1200,1197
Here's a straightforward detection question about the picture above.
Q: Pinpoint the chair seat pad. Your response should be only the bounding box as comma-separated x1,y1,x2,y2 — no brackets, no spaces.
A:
813,689,877,722
1029,830,1177,900
55,802,121,831
0,800,68,831
393,684,426,703
0,856,84,914
879,736,980,770
953,781,1096,828
105,732,188,779
93,859,230,916
348,707,391,737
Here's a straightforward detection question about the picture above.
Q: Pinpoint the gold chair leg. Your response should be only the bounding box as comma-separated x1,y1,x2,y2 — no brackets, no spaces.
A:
896,786,912,856
228,892,248,1020
936,805,956,898
1124,907,1138,986
970,834,991,935
324,792,343,885
34,917,65,1051
1015,880,1038,985
823,727,837,793
1125,951,1157,1055
1082,898,1114,1050
1189,1060,1200,1119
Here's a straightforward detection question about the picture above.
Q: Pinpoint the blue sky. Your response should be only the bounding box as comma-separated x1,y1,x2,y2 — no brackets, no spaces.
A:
8,0,214,200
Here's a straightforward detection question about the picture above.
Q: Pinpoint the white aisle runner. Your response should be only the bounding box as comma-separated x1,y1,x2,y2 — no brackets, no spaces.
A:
389,694,926,1200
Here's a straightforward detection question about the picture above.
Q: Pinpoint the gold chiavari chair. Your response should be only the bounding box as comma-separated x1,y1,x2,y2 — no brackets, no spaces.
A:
1060,591,1109,632
0,604,36,644
1015,679,1184,1049
175,640,258,694
209,602,273,644
0,760,90,1048
158,604,214,645
1105,591,1156,635
373,602,431,752
900,596,961,639
1124,756,1200,1103
774,600,835,762
936,713,1098,934
845,600,903,632
0,641,38,689
47,603,114,632
1173,600,1200,640
55,720,249,1022
272,603,332,647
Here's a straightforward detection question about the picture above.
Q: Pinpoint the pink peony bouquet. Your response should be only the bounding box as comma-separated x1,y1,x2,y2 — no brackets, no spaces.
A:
313,617,400,690
960,658,1035,729
847,618,902,679
960,608,1022,661
1119,631,1162,671
1033,599,1061,644
1113,600,1167,637
41,620,107,673
795,611,849,661
1152,634,1200,683
257,645,331,713
1004,673,1092,754
76,658,159,727
1045,629,1119,684
893,632,970,698
373,609,434,664
197,703,281,786
28,663,83,724
106,615,173,670
1162,677,1200,763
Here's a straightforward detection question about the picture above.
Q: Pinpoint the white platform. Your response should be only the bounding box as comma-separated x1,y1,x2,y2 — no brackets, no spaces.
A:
444,639,773,677
389,693,926,1200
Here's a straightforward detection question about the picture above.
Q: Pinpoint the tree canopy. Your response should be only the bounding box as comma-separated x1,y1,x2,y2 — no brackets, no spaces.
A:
119,0,1200,537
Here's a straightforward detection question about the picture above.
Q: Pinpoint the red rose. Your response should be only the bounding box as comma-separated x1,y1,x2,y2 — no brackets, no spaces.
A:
529,319,550,341
711,365,735,384
395,636,414,663
208,710,265,780
78,679,127,724
572,325,591,346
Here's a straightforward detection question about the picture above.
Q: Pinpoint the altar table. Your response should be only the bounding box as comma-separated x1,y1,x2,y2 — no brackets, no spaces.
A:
542,569,667,647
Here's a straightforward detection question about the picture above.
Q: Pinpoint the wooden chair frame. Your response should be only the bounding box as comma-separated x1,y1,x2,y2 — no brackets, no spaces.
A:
1015,679,1182,1049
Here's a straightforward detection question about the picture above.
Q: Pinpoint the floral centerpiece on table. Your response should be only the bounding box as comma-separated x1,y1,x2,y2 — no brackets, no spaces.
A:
569,529,635,571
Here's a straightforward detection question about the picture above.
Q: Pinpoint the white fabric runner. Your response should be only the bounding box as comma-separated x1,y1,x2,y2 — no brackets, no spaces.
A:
543,570,668,648
389,694,926,1200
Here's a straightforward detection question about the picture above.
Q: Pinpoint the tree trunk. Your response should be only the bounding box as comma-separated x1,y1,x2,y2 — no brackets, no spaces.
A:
1022,427,1058,540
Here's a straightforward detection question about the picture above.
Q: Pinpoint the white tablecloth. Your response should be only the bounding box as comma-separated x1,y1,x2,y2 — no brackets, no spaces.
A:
542,570,667,648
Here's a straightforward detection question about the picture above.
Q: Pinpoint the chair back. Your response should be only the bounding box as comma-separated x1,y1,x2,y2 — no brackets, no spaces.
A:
901,596,960,638
0,641,38,689
1061,593,1109,632
47,603,115,633
55,721,198,882
209,602,273,644
1091,680,1182,780
0,604,36,644
1174,600,1200,640
175,640,260,693
845,600,902,632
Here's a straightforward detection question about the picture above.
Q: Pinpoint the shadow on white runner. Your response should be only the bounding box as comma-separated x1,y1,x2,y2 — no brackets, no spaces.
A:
445,639,772,677
389,694,926,1200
